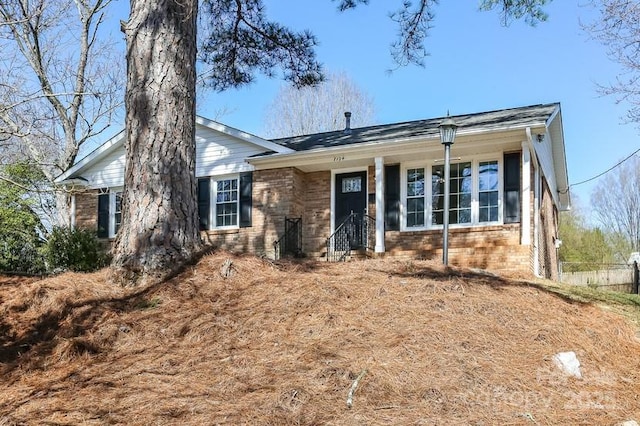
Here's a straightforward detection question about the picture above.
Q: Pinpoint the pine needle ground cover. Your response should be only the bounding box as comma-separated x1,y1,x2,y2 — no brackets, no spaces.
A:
1,252,639,425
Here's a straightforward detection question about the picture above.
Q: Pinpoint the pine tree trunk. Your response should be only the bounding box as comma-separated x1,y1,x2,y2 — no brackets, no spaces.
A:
111,0,201,285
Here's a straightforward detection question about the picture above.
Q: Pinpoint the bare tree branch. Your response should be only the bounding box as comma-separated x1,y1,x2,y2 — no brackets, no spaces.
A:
0,0,123,225
263,71,377,138
584,0,640,124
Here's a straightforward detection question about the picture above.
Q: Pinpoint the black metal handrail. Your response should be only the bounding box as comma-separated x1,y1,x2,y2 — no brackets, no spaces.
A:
274,217,302,260
326,211,375,262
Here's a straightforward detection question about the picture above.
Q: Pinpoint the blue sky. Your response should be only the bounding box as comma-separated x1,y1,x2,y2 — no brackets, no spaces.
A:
107,1,639,220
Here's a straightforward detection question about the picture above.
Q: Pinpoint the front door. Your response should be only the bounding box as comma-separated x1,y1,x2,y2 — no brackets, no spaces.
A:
334,171,367,249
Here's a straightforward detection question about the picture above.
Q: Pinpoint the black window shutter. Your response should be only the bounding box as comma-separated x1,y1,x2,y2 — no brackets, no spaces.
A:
239,172,253,228
504,153,521,223
385,165,401,231
197,178,210,231
97,192,109,238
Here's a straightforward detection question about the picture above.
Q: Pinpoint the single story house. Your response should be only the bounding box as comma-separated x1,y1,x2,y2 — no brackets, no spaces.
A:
55,103,570,278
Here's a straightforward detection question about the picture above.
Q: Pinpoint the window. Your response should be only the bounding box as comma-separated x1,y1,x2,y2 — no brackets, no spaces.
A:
406,168,425,227
198,172,253,230
342,176,362,193
432,162,472,225
97,189,123,238
114,192,123,234
478,161,499,222
403,159,502,230
215,178,238,227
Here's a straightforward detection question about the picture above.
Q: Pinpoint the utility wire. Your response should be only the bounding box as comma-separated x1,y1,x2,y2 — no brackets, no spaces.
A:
562,147,640,193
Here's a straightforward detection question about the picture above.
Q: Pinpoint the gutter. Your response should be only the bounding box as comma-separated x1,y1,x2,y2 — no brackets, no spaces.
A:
56,177,89,187
251,123,546,168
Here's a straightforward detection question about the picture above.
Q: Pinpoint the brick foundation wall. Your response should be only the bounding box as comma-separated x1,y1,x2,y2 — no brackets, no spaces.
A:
384,224,529,274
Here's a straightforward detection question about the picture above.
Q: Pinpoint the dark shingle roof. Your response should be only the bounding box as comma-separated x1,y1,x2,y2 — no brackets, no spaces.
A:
269,103,559,152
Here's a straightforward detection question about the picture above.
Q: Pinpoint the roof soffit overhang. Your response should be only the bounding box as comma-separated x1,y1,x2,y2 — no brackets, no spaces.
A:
54,116,290,185
54,129,126,184
248,123,546,170
525,104,570,211
547,107,571,210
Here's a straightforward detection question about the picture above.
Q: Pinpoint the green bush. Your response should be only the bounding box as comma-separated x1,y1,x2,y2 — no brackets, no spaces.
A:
0,161,48,275
45,227,109,272
0,235,46,275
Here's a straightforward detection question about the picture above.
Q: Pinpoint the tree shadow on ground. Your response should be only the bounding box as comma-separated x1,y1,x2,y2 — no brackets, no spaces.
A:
0,277,170,376
378,263,600,306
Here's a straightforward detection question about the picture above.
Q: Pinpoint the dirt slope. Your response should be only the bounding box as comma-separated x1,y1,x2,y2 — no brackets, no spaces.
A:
1,252,639,425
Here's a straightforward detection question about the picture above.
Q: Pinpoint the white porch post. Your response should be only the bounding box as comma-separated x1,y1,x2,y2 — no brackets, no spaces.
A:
521,142,531,246
375,156,385,253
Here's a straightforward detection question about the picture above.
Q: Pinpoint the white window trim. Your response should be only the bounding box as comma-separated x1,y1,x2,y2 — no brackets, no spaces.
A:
108,188,123,238
207,174,240,230
400,155,503,232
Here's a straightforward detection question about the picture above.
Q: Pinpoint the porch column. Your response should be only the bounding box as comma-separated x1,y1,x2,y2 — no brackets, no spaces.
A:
521,142,531,245
375,156,385,253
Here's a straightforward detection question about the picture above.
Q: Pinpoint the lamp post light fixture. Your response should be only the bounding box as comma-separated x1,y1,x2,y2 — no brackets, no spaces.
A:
438,113,458,266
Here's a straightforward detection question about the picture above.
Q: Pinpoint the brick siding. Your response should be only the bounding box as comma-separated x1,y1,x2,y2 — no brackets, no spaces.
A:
300,171,331,256
72,162,556,277
202,167,298,256
384,224,529,274
539,180,559,280
74,189,100,231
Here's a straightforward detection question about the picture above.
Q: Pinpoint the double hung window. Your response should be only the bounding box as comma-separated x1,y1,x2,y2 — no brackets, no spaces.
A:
198,172,253,230
97,189,123,238
214,178,239,228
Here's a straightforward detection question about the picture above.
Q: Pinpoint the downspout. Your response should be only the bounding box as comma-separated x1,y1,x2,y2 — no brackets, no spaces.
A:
70,191,76,229
525,127,541,278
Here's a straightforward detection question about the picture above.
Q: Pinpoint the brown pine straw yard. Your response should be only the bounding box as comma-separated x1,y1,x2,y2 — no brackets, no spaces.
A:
1,252,639,425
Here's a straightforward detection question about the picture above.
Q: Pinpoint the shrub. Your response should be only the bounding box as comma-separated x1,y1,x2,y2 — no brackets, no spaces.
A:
45,227,109,272
0,161,48,274
0,235,46,275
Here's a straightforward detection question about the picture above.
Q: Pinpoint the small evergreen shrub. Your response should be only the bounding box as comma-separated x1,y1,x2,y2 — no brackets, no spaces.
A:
0,161,48,275
45,227,109,272
0,235,46,275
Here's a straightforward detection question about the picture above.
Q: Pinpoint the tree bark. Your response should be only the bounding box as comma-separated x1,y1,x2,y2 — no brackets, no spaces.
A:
111,0,201,285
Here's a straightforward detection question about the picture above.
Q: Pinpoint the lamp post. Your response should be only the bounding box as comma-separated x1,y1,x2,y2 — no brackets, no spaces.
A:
439,114,458,266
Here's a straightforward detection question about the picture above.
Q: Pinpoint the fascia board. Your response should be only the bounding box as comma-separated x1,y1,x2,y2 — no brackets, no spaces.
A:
248,137,438,168
55,115,294,184
249,124,538,168
548,110,571,210
54,129,125,184
195,116,294,154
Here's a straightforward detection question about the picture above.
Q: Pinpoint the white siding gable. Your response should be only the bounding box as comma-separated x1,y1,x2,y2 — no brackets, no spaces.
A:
76,123,272,189
81,148,126,188
195,125,267,177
